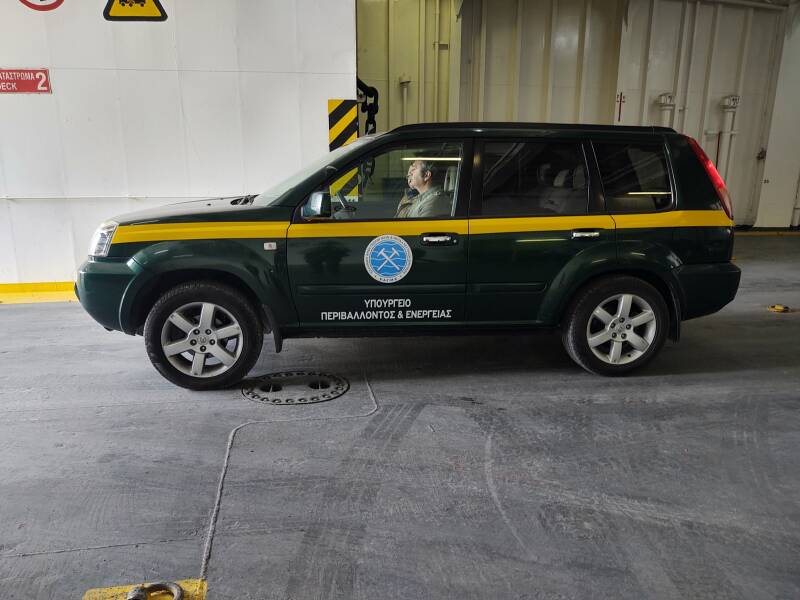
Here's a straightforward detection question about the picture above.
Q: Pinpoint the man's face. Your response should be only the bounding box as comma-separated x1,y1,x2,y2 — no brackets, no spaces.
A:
407,160,430,192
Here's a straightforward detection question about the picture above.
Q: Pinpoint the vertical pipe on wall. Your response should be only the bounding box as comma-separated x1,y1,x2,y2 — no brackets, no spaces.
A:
400,79,410,125
433,0,441,120
469,0,481,119
750,8,787,224
725,8,752,180
419,0,427,122
543,0,557,121
447,0,463,121
734,9,752,106
679,0,700,132
510,0,524,120
792,172,800,227
638,0,657,125
388,0,396,128
670,0,690,129
698,2,721,145
575,0,591,122
477,0,488,120
717,103,736,178
607,0,624,124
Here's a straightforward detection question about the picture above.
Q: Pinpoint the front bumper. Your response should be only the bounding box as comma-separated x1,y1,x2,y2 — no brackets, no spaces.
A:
75,258,137,331
675,262,741,320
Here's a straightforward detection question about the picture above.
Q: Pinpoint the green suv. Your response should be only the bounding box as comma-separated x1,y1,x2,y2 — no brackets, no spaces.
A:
76,123,740,389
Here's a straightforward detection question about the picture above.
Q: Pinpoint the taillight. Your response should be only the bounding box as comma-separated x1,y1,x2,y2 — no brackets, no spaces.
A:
685,136,734,221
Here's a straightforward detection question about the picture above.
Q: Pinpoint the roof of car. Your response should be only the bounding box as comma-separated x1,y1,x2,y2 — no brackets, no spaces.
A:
391,122,676,135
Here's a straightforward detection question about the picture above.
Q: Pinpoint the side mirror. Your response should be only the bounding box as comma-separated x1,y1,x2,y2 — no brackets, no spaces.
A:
301,191,332,220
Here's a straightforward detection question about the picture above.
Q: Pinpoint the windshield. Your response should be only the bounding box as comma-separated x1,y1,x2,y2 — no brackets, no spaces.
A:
254,136,377,206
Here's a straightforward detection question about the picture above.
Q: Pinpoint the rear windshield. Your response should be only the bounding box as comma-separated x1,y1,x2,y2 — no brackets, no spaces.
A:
594,142,672,212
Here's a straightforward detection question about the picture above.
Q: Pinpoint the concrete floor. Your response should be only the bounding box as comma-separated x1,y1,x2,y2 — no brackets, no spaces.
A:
1,236,799,600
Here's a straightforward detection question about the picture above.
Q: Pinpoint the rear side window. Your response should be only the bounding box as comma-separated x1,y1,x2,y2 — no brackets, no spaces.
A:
480,141,588,217
594,142,672,212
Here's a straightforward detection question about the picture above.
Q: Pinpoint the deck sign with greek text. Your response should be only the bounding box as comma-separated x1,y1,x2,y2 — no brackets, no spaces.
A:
0,69,51,94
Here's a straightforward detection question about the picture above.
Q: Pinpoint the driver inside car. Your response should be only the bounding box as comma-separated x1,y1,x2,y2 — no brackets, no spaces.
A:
397,159,450,218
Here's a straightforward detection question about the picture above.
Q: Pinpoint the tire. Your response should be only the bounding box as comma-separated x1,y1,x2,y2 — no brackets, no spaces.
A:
561,275,669,376
144,281,264,390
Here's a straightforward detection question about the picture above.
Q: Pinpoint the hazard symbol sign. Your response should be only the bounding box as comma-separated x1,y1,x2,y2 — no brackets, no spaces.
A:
103,0,167,22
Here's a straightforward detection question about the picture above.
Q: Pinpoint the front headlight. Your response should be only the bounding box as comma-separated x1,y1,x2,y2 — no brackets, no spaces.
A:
88,221,118,257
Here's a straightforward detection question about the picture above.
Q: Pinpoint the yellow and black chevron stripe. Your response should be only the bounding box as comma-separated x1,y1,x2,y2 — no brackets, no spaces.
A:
328,99,358,150
328,99,360,197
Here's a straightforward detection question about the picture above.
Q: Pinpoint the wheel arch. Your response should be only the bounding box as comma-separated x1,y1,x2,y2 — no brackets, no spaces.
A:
557,268,682,341
120,268,274,338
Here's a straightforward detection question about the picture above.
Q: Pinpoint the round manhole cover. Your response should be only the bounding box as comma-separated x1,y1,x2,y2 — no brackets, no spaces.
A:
242,371,349,405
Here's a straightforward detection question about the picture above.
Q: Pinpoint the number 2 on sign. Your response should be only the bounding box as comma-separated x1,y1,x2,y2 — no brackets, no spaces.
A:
36,72,47,92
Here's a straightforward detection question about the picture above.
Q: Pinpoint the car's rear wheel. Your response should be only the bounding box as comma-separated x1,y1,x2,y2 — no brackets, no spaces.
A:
144,281,263,390
562,275,669,376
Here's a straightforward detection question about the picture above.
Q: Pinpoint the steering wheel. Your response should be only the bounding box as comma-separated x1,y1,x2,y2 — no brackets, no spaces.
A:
333,191,356,219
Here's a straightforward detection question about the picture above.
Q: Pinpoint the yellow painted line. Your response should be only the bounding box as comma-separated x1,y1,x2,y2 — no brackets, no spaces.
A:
612,210,733,229
0,282,77,304
288,219,470,238
83,579,206,600
328,105,358,144
0,281,74,293
0,291,77,304
113,222,290,244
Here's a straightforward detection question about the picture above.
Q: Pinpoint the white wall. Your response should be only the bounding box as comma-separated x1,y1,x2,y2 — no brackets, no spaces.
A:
455,0,623,124
435,0,788,226
612,0,783,225
0,0,356,283
754,11,800,228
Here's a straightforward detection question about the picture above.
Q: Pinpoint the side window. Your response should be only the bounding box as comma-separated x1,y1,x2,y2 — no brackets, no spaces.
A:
594,142,672,212
311,142,463,220
480,141,588,217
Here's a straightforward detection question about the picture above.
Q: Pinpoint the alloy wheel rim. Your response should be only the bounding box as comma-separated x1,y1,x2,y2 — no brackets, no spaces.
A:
160,302,244,378
585,293,657,366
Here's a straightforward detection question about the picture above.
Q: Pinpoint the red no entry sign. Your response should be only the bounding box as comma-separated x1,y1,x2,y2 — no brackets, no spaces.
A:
0,69,52,94
19,0,65,11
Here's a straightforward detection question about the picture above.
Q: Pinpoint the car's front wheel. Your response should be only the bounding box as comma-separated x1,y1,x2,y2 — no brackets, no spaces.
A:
144,281,263,390
561,275,669,376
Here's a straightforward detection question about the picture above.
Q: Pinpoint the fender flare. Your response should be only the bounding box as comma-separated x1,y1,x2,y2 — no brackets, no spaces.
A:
539,241,684,340
117,241,290,351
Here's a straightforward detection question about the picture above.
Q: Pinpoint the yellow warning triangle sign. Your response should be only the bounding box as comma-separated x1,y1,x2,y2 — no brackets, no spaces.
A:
104,0,167,22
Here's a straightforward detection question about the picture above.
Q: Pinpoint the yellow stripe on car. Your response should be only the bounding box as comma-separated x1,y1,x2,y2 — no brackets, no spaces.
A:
110,210,731,245
288,219,470,238
611,210,733,229
112,222,290,244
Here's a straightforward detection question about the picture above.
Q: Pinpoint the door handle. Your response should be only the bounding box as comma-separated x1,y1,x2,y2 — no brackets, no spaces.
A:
421,233,459,246
572,229,601,239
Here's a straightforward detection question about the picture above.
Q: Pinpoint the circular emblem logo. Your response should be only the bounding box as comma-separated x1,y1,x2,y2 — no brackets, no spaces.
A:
19,0,64,11
364,235,413,284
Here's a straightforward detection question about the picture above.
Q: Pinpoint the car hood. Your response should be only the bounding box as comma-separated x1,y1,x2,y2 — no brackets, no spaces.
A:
112,196,291,226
